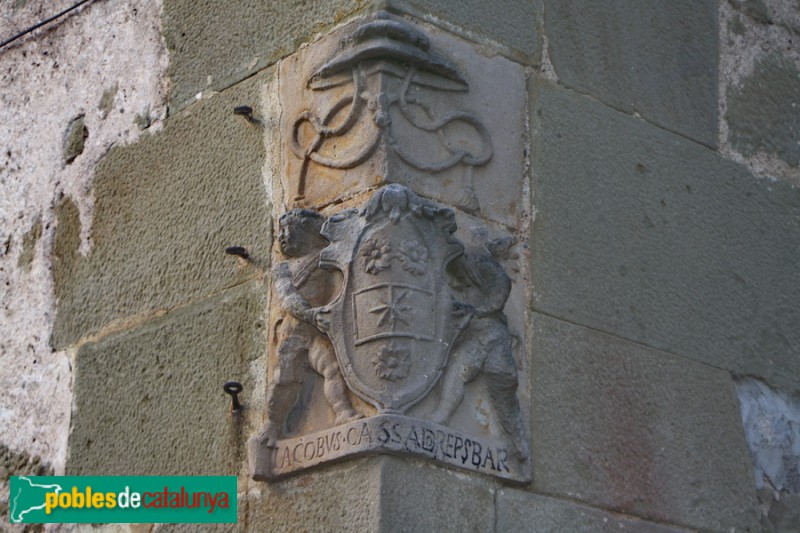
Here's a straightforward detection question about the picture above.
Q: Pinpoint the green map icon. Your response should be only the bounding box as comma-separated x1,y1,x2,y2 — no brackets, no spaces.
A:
9,476,63,523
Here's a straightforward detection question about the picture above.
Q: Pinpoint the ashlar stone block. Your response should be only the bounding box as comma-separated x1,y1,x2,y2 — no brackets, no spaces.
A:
496,489,692,533
247,455,496,532
161,0,366,112
52,70,272,349
67,281,266,476
382,0,543,65
529,80,800,394
545,0,718,147
246,457,383,533
530,313,760,532
376,456,496,533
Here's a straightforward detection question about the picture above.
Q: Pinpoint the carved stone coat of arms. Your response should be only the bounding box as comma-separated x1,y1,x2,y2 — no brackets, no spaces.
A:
317,185,466,413
250,11,530,483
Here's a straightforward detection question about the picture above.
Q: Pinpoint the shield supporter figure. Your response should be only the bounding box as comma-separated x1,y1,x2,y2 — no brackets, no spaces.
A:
316,185,469,413
260,209,362,447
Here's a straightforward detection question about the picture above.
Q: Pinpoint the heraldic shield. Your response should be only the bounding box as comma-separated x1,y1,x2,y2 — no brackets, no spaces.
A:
318,185,467,413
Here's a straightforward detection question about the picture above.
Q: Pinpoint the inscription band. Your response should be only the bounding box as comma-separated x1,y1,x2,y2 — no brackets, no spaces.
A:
251,414,530,483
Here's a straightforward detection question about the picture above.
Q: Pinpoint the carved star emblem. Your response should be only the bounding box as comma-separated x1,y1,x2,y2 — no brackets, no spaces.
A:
369,288,412,328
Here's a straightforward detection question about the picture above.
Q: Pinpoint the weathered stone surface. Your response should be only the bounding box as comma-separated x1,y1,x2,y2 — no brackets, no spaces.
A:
52,71,272,349
496,489,691,533
376,456,495,533
545,0,718,146
719,1,800,185
760,493,800,533
1,0,167,476
247,457,382,532
53,197,81,309
62,114,88,164
162,0,367,112
530,81,800,393
16,217,41,272
727,54,800,168
67,281,265,475
730,0,771,24
530,313,760,531
729,0,800,32
252,453,494,532
737,378,800,493
383,0,542,64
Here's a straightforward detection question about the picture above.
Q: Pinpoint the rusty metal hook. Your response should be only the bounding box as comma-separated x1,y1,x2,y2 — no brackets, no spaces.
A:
225,246,250,259
233,105,261,126
223,381,244,412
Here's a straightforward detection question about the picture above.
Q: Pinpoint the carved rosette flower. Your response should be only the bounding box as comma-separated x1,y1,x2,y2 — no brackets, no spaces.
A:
372,343,412,381
397,239,428,275
362,238,392,274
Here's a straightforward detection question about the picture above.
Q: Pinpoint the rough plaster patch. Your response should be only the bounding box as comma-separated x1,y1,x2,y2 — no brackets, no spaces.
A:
536,0,556,82
249,67,277,449
0,442,54,530
736,378,800,493
729,0,800,33
0,0,168,485
719,0,800,185
727,54,800,169
538,35,557,82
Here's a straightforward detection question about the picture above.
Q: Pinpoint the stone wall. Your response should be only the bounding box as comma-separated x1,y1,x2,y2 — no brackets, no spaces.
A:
1,1,169,529
1,1,797,531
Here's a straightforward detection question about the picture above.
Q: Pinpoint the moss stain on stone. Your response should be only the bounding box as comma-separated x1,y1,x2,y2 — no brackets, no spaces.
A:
133,106,152,130
727,54,800,168
731,0,772,24
98,83,118,119
730,13,746,36
52,197,81,307
17,217,42,272
63,115,88,164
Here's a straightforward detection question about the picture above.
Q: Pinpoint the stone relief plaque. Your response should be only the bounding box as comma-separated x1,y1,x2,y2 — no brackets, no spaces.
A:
272,11,527,228
251,12,530,483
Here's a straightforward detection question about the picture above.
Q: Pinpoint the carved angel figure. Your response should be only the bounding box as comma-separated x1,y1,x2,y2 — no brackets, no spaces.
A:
431,241,529,460
261,209,361,446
